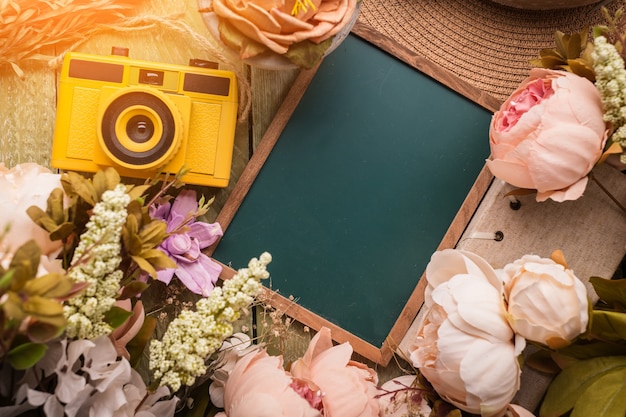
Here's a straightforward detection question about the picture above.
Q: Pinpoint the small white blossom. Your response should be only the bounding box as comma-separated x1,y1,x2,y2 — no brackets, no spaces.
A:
149,253,271,391
64,185,130,339
592,35,626,160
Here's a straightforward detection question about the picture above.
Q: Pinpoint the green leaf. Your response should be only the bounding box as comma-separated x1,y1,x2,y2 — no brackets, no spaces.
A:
556,341,626,361
138,221,168,249
570,365,626,417
566,33,582,58
589,310,626,342
0,269,15,290
538,55,567,69
554,30,568,57
127,184,151,202
6,342,48,370
567,58,596,82
540,356,626,417
93,168,120,199
26,321,62,343
284,38,333,69
23,273,71,297
103,306,133,329
119,281,150,300
218,20,267,60
590,277,626,307
126,315,157,368
62,171,97,206
184,379,211,417
124,225,143,256
49,222,76,242
47,188,66,224
539,48,564,59
9,240,41,289
131,255,158,279
26,205,51,229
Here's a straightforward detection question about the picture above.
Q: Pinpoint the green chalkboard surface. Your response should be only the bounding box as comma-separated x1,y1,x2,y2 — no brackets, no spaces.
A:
212,33,492,352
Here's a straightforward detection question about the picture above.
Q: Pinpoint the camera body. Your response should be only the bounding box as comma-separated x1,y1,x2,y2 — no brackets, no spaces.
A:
51,49,238,187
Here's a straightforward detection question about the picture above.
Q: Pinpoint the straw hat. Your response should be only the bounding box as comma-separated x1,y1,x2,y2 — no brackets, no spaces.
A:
357,0,623,104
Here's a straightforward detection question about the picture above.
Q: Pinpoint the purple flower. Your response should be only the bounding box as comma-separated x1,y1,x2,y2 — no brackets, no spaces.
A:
151,190,223,296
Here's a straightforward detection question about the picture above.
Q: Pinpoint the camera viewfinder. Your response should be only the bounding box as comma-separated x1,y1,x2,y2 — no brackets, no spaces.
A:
139,69,164,86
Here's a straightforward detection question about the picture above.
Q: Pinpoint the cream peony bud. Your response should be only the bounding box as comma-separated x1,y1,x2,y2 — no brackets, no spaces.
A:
411,249,524,417
501,255,589,349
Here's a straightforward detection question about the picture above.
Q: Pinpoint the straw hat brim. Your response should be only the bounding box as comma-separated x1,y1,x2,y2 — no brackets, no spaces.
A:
357,0,623,104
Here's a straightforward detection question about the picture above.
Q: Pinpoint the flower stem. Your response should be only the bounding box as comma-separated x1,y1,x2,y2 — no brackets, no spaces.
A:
589,172,626,214
134,391,151,414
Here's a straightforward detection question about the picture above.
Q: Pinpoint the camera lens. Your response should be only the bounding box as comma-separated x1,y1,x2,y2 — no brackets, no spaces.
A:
99,91,181,169
126,115,155,143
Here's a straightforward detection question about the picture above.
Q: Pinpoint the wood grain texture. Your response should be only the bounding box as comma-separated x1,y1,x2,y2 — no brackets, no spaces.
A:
250,67,300,149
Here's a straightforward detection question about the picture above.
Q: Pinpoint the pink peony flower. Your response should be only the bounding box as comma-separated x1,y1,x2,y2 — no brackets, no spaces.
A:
290,327,380,417
150,190,223,296
216,349,322,417
217,327,379,417
487,68,609,202
0,163,63,256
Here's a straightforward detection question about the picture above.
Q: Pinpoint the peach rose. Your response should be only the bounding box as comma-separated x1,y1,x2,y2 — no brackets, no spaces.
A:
487,68,608,202
410,250,524,417
0,163,63,256
199,0,357,67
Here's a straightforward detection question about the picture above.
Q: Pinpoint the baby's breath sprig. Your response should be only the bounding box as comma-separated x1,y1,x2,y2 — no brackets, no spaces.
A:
591,35,626,162
63,184,130,339
148,252,272,392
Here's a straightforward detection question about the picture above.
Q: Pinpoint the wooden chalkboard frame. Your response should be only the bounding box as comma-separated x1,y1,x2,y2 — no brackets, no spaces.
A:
206,21,500,365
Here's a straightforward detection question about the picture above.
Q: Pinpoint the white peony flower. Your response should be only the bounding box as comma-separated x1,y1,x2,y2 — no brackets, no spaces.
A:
0,163,64,257
500,254,589,349
410,249,524,417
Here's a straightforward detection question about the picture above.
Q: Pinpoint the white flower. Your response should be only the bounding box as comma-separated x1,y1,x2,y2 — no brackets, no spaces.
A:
208,333,261,408
0,337,178,417
410,249,524,417
592,35,626,161
501,254,589,349
0,163,64,257
64,184,129,339
149,253,271,391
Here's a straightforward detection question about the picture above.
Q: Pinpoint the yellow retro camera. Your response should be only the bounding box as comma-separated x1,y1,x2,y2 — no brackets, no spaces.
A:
51,47,238,187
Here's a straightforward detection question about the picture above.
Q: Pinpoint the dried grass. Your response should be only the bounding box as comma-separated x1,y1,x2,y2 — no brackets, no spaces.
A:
0,0,143,76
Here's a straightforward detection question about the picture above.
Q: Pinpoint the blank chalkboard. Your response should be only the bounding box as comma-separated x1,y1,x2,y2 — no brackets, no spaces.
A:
210,27,494,364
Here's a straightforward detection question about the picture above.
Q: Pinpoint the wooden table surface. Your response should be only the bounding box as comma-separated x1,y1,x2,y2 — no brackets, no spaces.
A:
2,0,625,410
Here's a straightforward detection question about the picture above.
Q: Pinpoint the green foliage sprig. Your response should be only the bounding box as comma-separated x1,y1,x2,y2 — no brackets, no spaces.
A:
0,240,86,369
531,29,596,82
537,274,626,417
